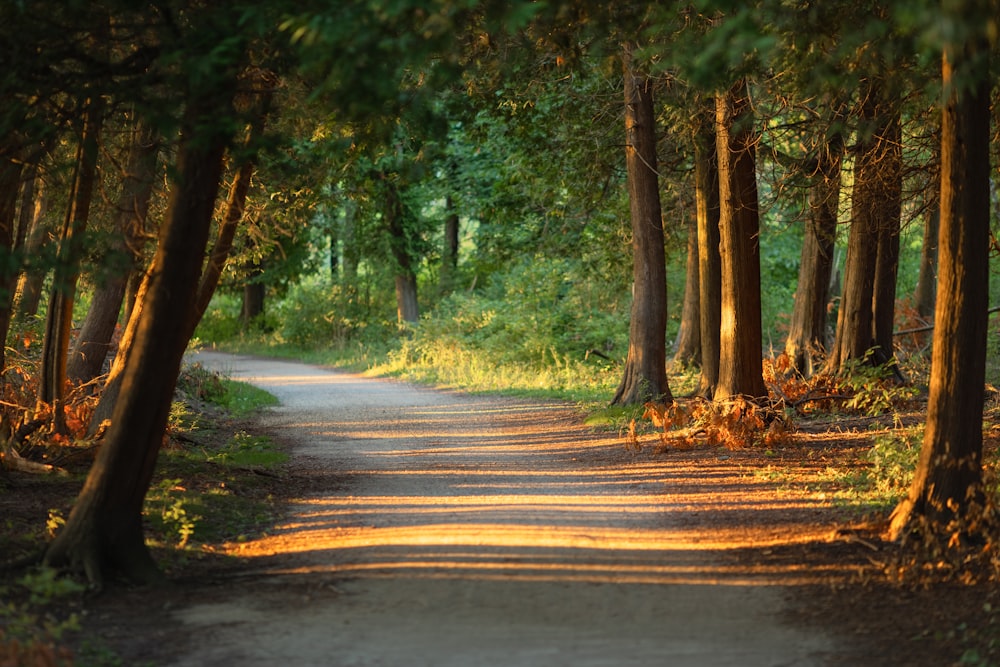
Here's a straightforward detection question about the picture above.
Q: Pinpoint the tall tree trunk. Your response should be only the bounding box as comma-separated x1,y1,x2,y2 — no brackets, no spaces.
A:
14,175,49,320
440,195,460,295
383,174,420,324
0,157,23,373
188,68,275,338
871,109,903,368
39,98,102,431
784,134,842,377
611,45,671,407
824,82,889,375
67,116,158,384
889,19,990,539
673,214,701,368
714,79,766,401
694,102,722,398
913,196,939,319
241,264,265,327
45,75,237,586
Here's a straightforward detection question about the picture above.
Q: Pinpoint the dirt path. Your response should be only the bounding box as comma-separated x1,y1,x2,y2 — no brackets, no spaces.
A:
162,351,844,666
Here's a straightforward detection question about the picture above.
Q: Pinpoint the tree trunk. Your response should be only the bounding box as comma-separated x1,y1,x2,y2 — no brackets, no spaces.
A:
383,174,420,324
44,78,237,586
913,198,939,319
784,134,842,377
67,116,158,384
824,82,889,375
672,213,701,368
0,158,23,373
241,267,265,327
440,195,460,295
889,23,990,540
871,109,903,367
188,69,275,338
39,98,101,431
611,45,671,407
714,79,766,401
14,175,49,320
694,102,722,398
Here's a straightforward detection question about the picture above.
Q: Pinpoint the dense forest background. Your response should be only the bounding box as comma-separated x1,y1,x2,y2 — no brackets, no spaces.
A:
0,0,997,589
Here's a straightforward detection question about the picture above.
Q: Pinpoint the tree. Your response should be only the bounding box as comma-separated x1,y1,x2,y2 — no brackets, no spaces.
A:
67,113,159,384
783,121,843,377
888,0,992,540
611,44,671,406
45,51,243,585
693,101,722,398
714,78,766,401
672,214,701,369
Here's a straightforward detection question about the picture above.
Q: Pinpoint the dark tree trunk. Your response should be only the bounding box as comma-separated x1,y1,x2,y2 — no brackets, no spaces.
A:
39,98,101,432
824,82,891,375
68,116,158,384
913,198,939,319
673,214,701,368
694,102,722,398
241,267,265,327
44,77,237,586
611,45,671,406
188,69,275,338
440,195,460,295
871,109,903,366
14,174,48,320
784,134,842,377
0,158,23,373
889,24,990,539
383,174,420,324
714,79,766,401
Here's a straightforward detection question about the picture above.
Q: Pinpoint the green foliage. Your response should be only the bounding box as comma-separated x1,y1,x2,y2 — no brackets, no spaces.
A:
145,479,201,548
0,567,84,660
841,356,919,418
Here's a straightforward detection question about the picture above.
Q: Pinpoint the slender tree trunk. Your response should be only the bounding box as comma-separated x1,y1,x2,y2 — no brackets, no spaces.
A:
714,78,766,401
383,174,420,324
694,102,722,398
45,75,237,586
67,116,158,384
611,45,671,406
889,22,990,539
824,82,888,375
39,98,102,431
913,197,939,319
673,214,701,368
14,175,48,320
871,109,903,367
784,135,842,377
241,266,265,327
0,157,23,373
440,195,460,295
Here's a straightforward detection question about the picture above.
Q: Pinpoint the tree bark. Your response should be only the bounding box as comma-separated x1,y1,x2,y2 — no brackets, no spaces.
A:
784,134,842,377
913,198,939,319
39,97,102,431
673,214,701,368
44,77,237,586
611,45,671,406
871,109,903,366
714,79,766,401
824,82,899,375
694,102,722,398
383,174,420,324
67,116,158,384
889,22,990,540
0,158,23,374
14,175,49,320
440,195,460,296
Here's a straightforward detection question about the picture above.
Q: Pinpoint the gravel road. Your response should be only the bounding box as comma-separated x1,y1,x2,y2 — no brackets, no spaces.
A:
169,351,838,666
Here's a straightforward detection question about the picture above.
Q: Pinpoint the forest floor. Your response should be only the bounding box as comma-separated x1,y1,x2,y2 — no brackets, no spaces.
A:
4,351,1000,666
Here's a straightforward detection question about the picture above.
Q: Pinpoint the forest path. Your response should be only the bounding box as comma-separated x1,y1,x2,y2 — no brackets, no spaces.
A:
167,351,840,666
